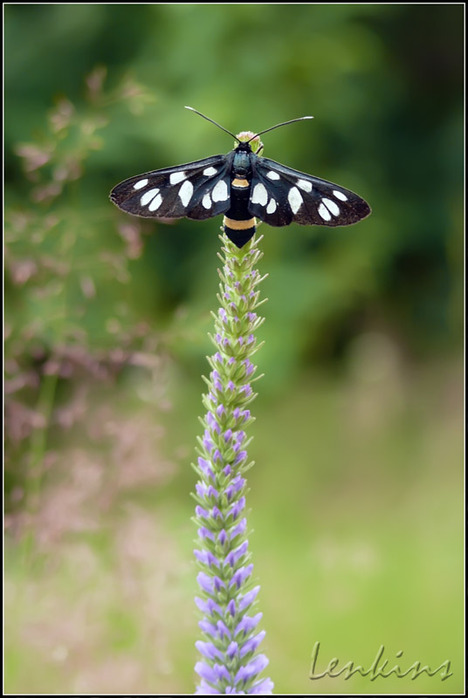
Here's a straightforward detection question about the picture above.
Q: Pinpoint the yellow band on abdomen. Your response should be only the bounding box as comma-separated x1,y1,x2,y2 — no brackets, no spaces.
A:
223,216,256,230
231,177,249,188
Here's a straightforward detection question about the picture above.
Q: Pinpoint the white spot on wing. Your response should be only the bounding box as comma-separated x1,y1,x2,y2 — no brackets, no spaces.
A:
133,178,148,190
266,198,277,214
297,178,312,192
252,182,268,206
203,167,218,176
149,193,163,211
141,188,160,206
170,171,186,185
322,197,340,217
212,180,229,202
333,190,348,201
288,186,303,214
266,171,280,180
318,203,331,221
178,180,194,206
202,193,212,209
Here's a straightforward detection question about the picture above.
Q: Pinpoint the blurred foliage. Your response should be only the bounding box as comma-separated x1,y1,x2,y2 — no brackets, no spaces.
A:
4,3,464,695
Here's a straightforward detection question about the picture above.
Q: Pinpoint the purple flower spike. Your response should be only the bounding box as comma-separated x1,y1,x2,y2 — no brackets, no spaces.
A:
194,549,219,568
195,504,209,518
236,430,246,445
198,457,215,481
225,476,245,499
195,660,219,683
195,679,219,694
206,411,221,433
225,540,248,567
230,517,247,540
229,563,254,589
213,663,231,682
218,529,228,545
216,618,232,639
193,235,272,694
197,571,215,594
235,612,263,638
194,596,223,617
243,359,255,377
240,630,267,657
238,585,261,612
234,450,248,465
203,431,214,452
250,678,275,694
227,640,239,659
235,653,269,683
229,496,246,519
198,526,216,542
196,640,224,662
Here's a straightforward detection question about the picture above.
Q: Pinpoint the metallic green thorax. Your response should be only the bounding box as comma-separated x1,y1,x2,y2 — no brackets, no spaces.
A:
232,149,252,175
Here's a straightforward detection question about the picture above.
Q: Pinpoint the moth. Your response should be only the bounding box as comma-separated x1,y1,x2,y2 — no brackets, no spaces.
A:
110,106,371,248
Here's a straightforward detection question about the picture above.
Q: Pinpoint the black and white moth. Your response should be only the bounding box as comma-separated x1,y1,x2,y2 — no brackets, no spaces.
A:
110,107,371,248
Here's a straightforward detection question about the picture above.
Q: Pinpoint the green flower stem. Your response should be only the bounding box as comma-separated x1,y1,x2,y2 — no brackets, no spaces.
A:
192,232,273,694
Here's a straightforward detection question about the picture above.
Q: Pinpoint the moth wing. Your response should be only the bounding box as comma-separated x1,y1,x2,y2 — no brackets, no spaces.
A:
110,154,233,221
248,156,371,227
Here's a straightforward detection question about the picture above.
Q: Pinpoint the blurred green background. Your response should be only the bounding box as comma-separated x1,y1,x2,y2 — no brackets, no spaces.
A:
4,4,463,695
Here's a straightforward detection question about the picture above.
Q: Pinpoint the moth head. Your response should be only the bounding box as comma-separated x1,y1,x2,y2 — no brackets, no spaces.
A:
185,106,312,157
235,131,264,155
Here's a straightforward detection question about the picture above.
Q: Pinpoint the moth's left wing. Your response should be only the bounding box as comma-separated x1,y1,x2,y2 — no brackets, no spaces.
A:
110,154,233,221
248,156,371,227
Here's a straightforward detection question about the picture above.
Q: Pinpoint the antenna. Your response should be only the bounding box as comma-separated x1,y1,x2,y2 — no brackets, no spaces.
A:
185,106,314,144
248,115,314,142
185,106,237,140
